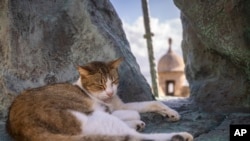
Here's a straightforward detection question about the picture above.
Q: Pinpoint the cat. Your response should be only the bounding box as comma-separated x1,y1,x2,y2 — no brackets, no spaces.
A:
6,58,193,141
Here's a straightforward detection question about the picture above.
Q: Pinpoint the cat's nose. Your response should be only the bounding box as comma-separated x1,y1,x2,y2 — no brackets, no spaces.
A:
107,92,113,97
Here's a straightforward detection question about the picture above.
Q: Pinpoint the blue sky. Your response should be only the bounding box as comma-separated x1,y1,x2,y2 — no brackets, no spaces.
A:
110,0,180,23
110,0,184,85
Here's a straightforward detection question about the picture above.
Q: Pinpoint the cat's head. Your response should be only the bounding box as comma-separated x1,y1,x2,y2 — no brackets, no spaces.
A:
77,58,123,103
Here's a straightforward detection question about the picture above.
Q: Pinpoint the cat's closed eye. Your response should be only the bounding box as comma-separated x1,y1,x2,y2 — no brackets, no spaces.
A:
112,79,118,84
96,84,106,90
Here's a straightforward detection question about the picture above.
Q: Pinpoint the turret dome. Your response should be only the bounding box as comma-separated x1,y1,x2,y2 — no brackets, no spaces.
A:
158,38,184,72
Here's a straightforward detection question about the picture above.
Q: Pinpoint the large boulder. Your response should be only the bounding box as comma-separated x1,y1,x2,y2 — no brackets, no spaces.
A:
0,0,153,119
174,0,250,112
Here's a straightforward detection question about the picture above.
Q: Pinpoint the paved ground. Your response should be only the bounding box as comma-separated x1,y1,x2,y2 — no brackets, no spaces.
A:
1,98,250,141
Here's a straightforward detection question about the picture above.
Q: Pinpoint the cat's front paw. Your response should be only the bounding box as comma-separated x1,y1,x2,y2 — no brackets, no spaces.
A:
125,120,145,132
170,132,193,141
135,120,146,132
163,109,180,122
155,102,180,121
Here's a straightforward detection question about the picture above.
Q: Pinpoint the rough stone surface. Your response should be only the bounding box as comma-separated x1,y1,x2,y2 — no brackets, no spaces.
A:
142,99,250,141
1,99,250,141
0,0,153,120
174,0,250,112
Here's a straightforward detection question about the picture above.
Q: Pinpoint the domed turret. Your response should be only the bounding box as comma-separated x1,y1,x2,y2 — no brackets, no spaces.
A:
157,38,189,97
158,38,184,72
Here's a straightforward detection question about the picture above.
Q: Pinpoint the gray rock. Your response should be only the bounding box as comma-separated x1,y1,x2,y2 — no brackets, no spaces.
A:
0,121,13,141
174,0,250,112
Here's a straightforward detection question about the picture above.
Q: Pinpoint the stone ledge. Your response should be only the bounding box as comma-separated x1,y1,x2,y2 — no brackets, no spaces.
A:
1,99,250,141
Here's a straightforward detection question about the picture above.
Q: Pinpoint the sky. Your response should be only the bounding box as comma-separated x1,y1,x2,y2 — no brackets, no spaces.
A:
110,0,183,85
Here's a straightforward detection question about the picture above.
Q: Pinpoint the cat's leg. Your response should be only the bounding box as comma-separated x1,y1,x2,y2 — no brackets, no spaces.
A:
71,110,193,141
138,132,193,141
79,110,138,135
121,101,180,122
112,110,145,131
112,110,140,121
70,110,141,140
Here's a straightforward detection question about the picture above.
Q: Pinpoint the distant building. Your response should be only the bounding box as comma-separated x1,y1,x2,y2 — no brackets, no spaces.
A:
157,38,189,97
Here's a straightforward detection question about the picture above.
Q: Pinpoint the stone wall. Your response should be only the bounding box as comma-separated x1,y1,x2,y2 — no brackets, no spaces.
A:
174,0,250,112
0,0,154,119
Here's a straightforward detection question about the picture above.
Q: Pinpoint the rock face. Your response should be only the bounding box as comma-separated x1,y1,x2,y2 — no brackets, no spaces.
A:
174,0,250,112
0,0,153,119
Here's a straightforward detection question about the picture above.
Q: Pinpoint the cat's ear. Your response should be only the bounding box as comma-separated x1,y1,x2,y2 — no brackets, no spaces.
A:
77,66,89,76
109,57,123,69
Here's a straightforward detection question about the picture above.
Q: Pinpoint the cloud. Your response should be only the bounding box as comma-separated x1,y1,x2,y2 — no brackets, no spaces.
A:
123,17,183,85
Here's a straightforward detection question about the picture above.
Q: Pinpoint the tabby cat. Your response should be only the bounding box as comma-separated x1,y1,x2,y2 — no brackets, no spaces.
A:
6,58,193,141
